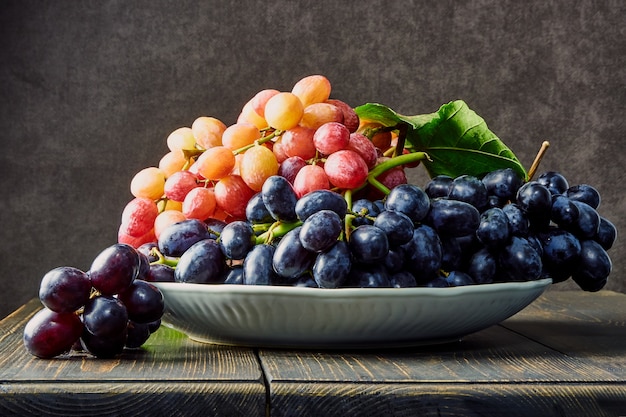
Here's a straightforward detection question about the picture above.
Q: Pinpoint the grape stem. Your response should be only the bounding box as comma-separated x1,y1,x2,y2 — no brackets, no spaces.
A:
255,220,302,244
527,141,550,181
361,151,430,195
232,130,282,155
150,247,179,267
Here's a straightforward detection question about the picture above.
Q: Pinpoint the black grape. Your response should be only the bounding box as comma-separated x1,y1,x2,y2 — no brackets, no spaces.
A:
243,244,276,285
158,219,212,257
295,189,348,221
536,171,569,195
426,198,480,237
219,220,255,260
476,207,511,249
312,241,352,288
467,247,497,284
516,181,552,215
348,224,389,263
448,175,488,209
389,271,417,288
425,175,453,199
538,228,581,283
566,184,601,209
39,266,91,313
23,308,83,358
572,240,612,292
445,271,475,287
373,210,414,247
174,239,225,284
482,168,523,200
89,243,140,295
272,226,316,279
401,224,442,283
384,184,430,222
344,264,391,288
566,200,600,239
117,280,165,324
594,217,617,250
82,295,129,338
299,209,343,252
80,326,127,359
502,203,529,237
550,194,580,227
261,175,298,221
144,263,175,282
245,192,274,224
223,265,244,285
498,236,543,282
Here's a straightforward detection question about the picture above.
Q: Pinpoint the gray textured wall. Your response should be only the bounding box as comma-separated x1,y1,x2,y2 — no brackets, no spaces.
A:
1,0,624,319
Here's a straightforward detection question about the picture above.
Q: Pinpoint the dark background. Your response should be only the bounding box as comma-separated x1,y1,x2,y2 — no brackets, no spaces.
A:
1,0,624,319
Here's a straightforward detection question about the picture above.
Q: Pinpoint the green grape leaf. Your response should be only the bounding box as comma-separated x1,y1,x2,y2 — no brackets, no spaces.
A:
355,100,528,181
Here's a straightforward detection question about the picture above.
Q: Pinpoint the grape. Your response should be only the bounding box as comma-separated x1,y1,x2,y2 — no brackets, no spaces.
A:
426,198,480,237
144,263,175,282
195,146,236,180
246,192,274,224
324,150,369,189
264,92,304,131
482,168,523,200
401,224,442,283
223,265,244,285
300,102,343,130
367,160,408,200
117,280,165,324
278,155,307,184
158,219,212,257
425,175,453,199
82,295,129,338
373,210,414,247
326,99,359,132
125,321,151,349
120,198,159,238
538,228,581,283
291,74,331,107
572,240,611,291
272,226,316,279
312,241,352,288
38,267,91,313
191,116,227,149
389,271,417,288
424,276,450,288
498,236,543,282
249,89,280,118
566,200,600,239
261,175,298,221
243,244,276,285
175,239,225,284
240,144,279,192
384,246,406,273
594,217,617,250
130,167,166,200
280,126,317,160
80,326,127,359
357,122,391,150
158,150,187,178
348,224,389,264
344,264,391,288
166,127,197,151
565,184,601,209
295,189,348,221
89,243,140,295
384,184,430,223
154,210,187,239
467,247,497,284
440,235,463,271
351,198,379,226
206,218,227,238
476,207,511,249
445,271,475,287
23,308,83,358
238,100,269,130
214,174,256,220
550,194,579,227
292,274,319,288
536,171,569,195
164,171,199,202
502,203,529,237
299,209,343,252
516,181,552,214
448,175,488,210
313,121,350,155
293,164,330,197
221,122,260,150
347,132,378,169
219,221,255,260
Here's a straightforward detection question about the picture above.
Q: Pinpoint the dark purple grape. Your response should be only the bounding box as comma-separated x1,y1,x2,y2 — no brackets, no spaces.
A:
39,266,91,313
566,201,600,239
538,228,581,283
80,326,127,358
389,271,417,288
440,235,462,271
516,181,552,215
348,224,389,263
117,280,165,324
351,198,379,226
158,219,212,257
295,189,348,221
292,274,319,288
136,251,151,280
572,240,611,292
401,224,442,283
594,217,617,250
89,243,140,295
482,168,524,200
82,295,129,339
565,184,601,209
448,175,488,210
312,241,351,288
205,218,227,239
243,244,276,285
384,184,430,222
246,193,274,224
125,321,151,349
498,236,543,281
174,239,225,284
502,203,529,237
537,171,569,195
383,246,405,273
425,198,480,237
550,194,579,227
261,175,298,221
272,226,316,279
137,242,159,262
467,247,497,284
425,175,453,199
344,264,391,288
223,265,244,284
278,156,307,184
424,276,449,288
476,207,511,249
299,209,343,253
23,308,83,358
144,263,175,282
373,210,414,247
219,221,255,260
445,271,475,286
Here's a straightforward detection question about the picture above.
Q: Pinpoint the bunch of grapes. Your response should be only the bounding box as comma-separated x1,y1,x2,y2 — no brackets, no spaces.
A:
23,243,164,359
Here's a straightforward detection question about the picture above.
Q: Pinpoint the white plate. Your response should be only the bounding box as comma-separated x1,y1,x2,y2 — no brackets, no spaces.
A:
153,279,552,349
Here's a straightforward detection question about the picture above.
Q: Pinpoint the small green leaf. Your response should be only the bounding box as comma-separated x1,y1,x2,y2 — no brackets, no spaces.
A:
355,101,528,181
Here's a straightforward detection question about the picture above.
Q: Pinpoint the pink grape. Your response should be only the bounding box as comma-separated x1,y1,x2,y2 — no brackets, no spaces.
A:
326,99,360,132
214,175,255,220
278,156,307,184
281,126,317,160
164,170,199,202
293,164,330,197
120,197,159,238
324,149,369,189
347,132,378,169
313,122,350,155
182,187,217,220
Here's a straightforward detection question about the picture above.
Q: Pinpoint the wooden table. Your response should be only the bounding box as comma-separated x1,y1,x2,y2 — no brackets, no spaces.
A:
1,289,625,416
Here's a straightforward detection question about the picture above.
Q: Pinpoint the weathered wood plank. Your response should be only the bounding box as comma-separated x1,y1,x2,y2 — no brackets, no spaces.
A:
502,289,626,377
268,383,626,417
